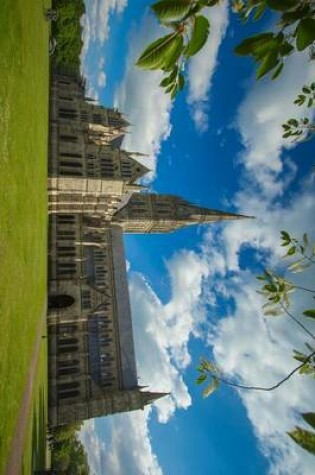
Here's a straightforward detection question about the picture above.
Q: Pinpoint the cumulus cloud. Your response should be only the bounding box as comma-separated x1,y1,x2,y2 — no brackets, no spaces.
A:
235,51,315,200
82,0,127,48
97,70,107,88
81,1,128,91
114,16,173,180
198,51,315,474
80,413,163,475
130,249,210,422
187,1,229,132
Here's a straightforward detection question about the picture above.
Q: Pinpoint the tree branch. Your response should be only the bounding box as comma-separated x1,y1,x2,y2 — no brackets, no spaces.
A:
208,351,315,392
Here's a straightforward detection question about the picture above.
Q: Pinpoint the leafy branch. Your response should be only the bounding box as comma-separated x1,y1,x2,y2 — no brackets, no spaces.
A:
197,349,315,394
136,0,315,97
282,82,315,141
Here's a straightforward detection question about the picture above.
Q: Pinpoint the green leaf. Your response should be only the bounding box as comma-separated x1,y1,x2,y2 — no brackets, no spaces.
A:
202,378,219,398
136,33,180,70
162,34,184,70
279,41,294,56
303,309,315,319
288,118,299,127
264,284,277,292
196,373,207,384
288,427,315,455
160,76,173,87
296,18,315,52
271,62,283,80
266,0,298,11
151,0,191,22
256,51,279,79
185,15,210,57
287,246,296,255
281,230,291,241
302,413,315,430
235,33,275,56
302,86,311,94
253,3,266,21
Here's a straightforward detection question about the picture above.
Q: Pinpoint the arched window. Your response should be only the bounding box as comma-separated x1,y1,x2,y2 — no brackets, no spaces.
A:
48,294,75,309
58,345,78,354
58,381,79,391
58,367,80,376
58,390,79,399
58,337,78,346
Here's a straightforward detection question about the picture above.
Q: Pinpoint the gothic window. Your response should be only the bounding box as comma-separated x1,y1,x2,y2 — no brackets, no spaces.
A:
57,245,76,258
58,337,78,346
48,294,75,310
58,390,80,399
60,135,77,143
58,345,79,354
59,96,73,102
57,214,75,224
60,152,82,158
57,229,76,240
58,359,79,368
58,367,80,376
59,108,77,120
57,263,76,276
81,289,91,310
59,161,82,169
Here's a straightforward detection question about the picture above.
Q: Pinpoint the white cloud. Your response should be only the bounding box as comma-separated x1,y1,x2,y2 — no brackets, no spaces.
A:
114,16,173,180
81,1,128,91
236,51,315,201
130,249,210,422
82,0,127,47
187,1,229,132
198,51,315,474
97,70,107,88
80,412,163,475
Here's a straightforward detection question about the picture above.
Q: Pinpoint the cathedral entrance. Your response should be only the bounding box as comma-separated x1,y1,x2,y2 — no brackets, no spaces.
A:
48,294,75,310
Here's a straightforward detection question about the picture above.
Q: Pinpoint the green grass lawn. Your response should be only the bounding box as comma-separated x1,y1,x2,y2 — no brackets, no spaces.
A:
0,0,50,472
21,339,49,475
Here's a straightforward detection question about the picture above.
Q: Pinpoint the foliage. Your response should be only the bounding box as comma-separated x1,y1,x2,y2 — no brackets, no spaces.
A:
234,0,315,79
196,231,315,454
50,423,90,474
51,0,85,73
282,82,315,141
288,412,315,455
136,0,315,97
137,0,215,97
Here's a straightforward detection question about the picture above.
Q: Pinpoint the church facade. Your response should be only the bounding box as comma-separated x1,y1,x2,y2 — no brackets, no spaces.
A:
48,73,245,426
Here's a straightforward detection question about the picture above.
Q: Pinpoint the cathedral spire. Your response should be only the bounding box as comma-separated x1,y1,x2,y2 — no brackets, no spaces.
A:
142,391,170,406
112,193,252,234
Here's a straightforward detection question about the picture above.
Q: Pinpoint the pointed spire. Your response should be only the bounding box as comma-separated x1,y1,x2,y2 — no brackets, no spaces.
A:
142,391,170,406
186,206,254,224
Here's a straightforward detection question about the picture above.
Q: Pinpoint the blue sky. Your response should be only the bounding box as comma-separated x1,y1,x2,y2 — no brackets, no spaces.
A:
79,2,315,474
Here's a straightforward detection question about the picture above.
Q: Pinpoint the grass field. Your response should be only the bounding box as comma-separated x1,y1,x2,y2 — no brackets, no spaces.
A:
0,0,50,472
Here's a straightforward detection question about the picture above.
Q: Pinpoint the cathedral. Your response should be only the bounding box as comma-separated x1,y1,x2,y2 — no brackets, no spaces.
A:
48,72,246,426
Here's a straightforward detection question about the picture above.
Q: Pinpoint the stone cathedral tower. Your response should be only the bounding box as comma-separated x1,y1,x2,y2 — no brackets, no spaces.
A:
47,73,246,427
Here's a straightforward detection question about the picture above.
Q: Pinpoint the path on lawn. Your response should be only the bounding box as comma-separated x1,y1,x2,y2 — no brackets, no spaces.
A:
5,305,47,475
